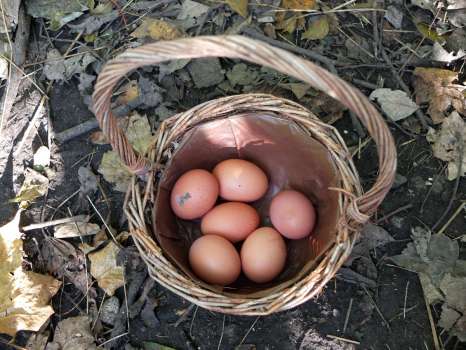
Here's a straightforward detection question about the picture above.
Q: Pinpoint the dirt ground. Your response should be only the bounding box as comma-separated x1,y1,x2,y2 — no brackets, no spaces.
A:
1,1,466,349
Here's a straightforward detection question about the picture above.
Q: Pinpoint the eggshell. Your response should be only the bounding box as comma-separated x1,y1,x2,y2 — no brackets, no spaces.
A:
212,159,268,202
170,169,219,220
240,227,287,283
269,190,316,239
201,202,260,242
189,235,241,286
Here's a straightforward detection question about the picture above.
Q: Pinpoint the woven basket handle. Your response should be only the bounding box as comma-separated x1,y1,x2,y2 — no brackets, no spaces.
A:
92,35,396,220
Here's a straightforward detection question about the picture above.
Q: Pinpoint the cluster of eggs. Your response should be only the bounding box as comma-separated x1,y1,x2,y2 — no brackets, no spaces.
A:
170,159,317,286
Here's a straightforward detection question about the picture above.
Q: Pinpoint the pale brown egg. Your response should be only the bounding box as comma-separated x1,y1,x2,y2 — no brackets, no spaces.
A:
189,235,241,286
201,202,260,242
212,159,268,202
269,190,316,240
240,227,287,283
170,169,219,220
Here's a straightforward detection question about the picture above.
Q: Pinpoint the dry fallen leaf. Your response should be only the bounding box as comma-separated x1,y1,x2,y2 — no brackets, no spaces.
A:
276,0,315,33
369,88,419,121
226,0,249,17
131,18,184,41
413,67,466,124
415,22,446,43
427,111,466,180
79,228,108,254
98,113,152,191
302,16,329,40
48,316,97,350
54,222,101,238
88,241,124,296
10,168,49,207
116,80,139,105
0,211,61,336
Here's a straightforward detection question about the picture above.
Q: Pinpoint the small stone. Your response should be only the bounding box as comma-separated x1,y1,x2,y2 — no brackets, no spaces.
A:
100,296,120,326
392,173,407,189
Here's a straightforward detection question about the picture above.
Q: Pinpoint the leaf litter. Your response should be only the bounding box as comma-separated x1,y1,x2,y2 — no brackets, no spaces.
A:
88,241,124,296
390,227,466,340
0,211,61,336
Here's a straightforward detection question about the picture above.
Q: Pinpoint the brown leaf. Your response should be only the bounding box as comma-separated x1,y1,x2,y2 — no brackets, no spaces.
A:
413,67,466,124
226,0,249,17
116,80,139,105
0,211,61,336
88,241,124,296
282,0,316,9
131,18,184,41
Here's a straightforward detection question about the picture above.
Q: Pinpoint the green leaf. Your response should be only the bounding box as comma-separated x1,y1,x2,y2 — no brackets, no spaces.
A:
302,16,329,40
143,342,177,350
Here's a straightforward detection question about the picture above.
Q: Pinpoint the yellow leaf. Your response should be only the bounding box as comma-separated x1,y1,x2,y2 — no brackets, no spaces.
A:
116,80,139,105
227,0,249,17
131,18,184,41
282,0,316,10
302,16,329,40
415,22,445,42
10,168,49,206
276,15,299,33
0,211,61,336
88,242,124,296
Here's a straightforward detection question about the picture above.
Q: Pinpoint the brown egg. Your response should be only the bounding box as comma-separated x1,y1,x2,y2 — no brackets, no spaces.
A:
212,159,268,202
170,169,219,220
269,190,316,240
189,235,241,286
240,227,287,283
201,202,260,242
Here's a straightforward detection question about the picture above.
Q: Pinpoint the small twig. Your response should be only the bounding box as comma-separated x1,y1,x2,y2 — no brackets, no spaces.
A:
189,305,199,338
87,195,120,247
97,332,129,347
351,78,378,90
403,281,409,319
21,215,89,231
123,271,130,333
326,335,360,345
431,132,464,232
374,203,413,224
362,286,391,330
343,298,353,334
420,278,441,350
175,304,195,327
92,293,107,330
217,315,226,350
438,202,466,235
238,316,260,346
388,304,418,322
372,10,379,58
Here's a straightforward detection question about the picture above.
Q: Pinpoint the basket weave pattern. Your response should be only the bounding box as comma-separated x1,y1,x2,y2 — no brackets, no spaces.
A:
92,36,396,315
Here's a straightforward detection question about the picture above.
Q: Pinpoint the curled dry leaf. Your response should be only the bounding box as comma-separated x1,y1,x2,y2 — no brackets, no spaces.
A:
427,111,466,180
0,211,61,336
413,67,466,124
88,241,124,296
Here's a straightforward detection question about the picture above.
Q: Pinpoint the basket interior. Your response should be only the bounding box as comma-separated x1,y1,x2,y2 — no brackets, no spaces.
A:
153,113,341,296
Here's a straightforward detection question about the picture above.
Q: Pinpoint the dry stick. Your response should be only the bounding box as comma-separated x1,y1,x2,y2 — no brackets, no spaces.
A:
92,292,107,330
238,316,260,346
217,315,226,350
326,335,360,345
380,48,429,129
420,279,441,350
21,214,89,231
439,201,466,236
372,9,379,58
87,195,120,246
362,286,391,330
174,304,195,327
403,281,409,319
374,203,412,224
431,132,464,232
97,332,129,348
189,306,199,338
343,298,353,334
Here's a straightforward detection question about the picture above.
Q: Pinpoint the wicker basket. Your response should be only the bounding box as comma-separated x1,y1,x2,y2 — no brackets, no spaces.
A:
92,35,396,316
